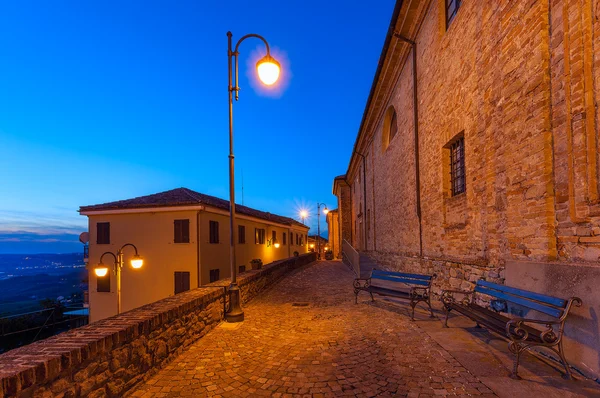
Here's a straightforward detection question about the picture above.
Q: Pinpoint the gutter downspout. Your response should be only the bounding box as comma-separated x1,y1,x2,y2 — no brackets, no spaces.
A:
394,33,423,257
197,211,202,287
354,151,368,252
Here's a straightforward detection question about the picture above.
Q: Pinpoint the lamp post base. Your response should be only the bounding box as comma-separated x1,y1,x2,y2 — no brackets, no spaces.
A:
225,283,244,322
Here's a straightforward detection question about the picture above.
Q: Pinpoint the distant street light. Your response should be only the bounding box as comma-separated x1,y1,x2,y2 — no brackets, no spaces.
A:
299,210,308,224
226,31,281,323
316,203,328,259
94,243,144,315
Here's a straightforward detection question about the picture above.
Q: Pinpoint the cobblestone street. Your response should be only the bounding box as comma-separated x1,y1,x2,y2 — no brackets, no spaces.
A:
132,261,599,397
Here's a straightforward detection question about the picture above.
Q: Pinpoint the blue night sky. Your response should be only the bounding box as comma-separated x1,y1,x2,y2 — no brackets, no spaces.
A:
0,1,394,253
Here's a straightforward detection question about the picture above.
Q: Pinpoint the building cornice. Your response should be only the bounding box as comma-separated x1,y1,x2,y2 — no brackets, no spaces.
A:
81,205,309,231
346,0,431,181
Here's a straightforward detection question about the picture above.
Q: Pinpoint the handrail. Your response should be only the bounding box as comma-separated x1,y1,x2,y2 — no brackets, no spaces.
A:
342,239,360,277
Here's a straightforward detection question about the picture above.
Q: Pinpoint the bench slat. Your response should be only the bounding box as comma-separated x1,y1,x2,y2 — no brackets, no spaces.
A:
372,269,432,280
477,280,566,308
475,286,563,318
371,274,430,286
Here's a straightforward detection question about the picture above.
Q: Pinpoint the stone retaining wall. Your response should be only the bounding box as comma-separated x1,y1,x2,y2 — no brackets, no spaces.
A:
0,253,316,398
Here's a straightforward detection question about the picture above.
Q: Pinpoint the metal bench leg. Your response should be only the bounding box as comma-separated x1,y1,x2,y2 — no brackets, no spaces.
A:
354,290,359,304
558,341,574,380
410,301,416,321
509,343,523,380
427,296,435,318
369,292,375,302
443,307,451,328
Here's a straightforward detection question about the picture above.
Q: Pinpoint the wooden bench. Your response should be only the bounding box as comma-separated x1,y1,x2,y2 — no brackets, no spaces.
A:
441,280,582,379
353,269,435,320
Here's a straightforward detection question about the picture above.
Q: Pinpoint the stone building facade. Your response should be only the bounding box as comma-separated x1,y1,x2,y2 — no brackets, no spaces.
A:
334,0,600,378
326,209,341,258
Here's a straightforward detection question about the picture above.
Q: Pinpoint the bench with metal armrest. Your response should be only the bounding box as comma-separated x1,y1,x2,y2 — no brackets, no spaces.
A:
441,279,582,380
353,269,435,320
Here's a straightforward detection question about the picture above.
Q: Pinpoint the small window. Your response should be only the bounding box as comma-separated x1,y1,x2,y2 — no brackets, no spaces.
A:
449,136,466,196
239,265,246,274
174,219,190,243
255,228,265,244
97,222,110,244
209,220,219,244
296,234,299,245
445,0,461,28
272,230,277,244
238,225,246,244
290,232,294,246
382,106,398,152
283,232,287,245
174,271,190,294
209,269,220,283
97,273,110,292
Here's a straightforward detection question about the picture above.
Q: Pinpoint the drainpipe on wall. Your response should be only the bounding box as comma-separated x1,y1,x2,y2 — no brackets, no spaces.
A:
393,33,423,257
196,210,202,287
354,151,368,252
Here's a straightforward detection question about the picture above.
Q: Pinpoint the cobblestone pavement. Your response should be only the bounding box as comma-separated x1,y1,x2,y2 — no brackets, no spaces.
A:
132,261,599,397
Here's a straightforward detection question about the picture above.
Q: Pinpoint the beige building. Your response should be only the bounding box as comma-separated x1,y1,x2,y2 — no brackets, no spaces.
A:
80,188,309,322
326,209,340,258
333,0,600,378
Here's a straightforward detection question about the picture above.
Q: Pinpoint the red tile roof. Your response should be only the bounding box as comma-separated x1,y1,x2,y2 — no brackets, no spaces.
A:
79,188,308,229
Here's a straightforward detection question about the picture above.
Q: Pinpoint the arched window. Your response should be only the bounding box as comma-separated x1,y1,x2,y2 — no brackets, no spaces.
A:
382,106,398,152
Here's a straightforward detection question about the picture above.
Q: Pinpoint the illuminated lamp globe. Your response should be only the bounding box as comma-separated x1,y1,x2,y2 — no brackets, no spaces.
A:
130,255,144,269
256,55,280,86
274,242,280,249
310,244,315,248
323,207,329,215
95,265,109,277
300,210,308,219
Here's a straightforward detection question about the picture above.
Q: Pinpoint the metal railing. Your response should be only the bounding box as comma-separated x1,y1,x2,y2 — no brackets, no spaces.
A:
342,239,360,277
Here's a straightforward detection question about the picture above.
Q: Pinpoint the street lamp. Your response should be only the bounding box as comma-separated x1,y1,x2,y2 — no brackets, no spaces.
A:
94,243,144,315
316,203,328,259
299,210,308,224
226,31,281,323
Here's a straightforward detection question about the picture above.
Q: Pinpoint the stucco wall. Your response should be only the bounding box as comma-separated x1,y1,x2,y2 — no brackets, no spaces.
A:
87,209,308,322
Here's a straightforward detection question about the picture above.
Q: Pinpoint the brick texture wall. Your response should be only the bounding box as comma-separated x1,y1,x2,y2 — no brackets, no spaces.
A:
342,0,600,291
336,0,600,378
0,253,316,398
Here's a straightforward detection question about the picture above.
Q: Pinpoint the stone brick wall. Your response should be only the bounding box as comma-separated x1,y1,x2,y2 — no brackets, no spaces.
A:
336,0,600,378
0,253,316,398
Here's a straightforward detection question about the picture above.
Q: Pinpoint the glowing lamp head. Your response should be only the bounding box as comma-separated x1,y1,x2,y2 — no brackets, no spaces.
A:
300,210,308,219
94,265,109,277
274,242,280,249
310,244,315,248
130,255,144,269
325,247,329,251
256,55,280,86
323,207,329,215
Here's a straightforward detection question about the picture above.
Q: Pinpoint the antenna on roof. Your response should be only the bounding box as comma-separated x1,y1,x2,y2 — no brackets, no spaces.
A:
241,169,244,206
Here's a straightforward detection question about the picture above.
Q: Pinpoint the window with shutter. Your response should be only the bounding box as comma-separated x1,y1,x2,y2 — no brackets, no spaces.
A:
174,271,190,294
97,222,110,244
283,233,286,245
238,225,246,244
97,273,110,292
209,221,219,244
209,269,220,283
174,219,190,243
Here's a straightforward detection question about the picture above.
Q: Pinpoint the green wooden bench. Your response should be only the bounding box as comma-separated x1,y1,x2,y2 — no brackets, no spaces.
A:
353,269,435,320
441,279,582,379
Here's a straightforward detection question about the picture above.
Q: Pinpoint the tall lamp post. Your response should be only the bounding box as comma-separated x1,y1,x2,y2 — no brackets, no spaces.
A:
94,243,144,315
226,31,281,323
316,203,328,259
